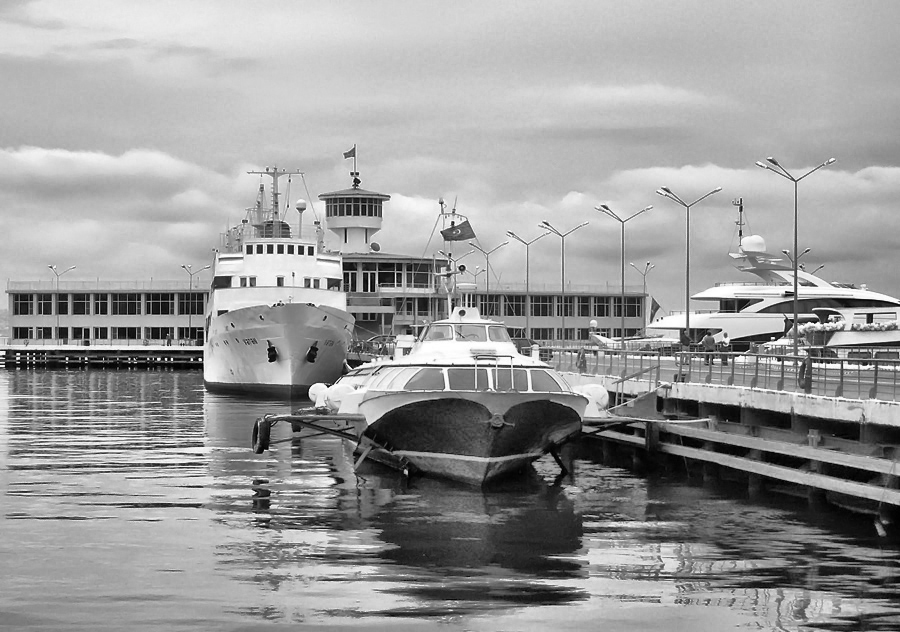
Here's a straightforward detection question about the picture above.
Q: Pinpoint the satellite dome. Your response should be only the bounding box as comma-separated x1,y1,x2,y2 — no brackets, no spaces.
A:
740,234,766,254
295,199,307,212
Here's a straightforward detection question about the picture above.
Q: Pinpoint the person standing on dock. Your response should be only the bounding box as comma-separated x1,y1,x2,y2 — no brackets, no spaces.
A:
719,332,730,366
701,330,716,364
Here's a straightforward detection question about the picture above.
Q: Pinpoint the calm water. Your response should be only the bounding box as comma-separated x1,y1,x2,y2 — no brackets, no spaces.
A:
2,370,899,632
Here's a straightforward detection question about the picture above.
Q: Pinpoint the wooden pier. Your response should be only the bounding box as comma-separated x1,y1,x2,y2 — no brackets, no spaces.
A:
1,343,202,369
559,348,900,528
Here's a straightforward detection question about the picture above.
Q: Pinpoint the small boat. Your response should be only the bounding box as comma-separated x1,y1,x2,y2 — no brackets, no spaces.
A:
203,166,355,399
252,296,610,486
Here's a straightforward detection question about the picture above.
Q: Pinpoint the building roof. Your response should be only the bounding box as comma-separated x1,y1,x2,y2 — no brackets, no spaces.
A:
318,186,390,200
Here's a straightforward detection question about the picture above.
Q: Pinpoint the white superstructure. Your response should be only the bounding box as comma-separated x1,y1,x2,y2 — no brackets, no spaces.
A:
648,234,900,350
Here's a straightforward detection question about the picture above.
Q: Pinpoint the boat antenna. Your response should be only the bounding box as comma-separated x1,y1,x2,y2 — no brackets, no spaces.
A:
733,197,744,240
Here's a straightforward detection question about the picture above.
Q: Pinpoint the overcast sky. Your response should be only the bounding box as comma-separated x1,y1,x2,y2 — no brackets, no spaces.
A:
4,0,900,315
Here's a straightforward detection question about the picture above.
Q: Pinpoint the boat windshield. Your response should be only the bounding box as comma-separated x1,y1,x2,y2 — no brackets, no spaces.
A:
454,325,487,341
422,325,453,341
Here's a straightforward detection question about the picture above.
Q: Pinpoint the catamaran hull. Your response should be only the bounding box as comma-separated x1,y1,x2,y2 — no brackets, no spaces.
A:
204,303,354,399
358,391,585,486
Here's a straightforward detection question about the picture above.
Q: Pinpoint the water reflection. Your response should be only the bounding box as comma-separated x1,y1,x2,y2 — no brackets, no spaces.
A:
2,369,900,631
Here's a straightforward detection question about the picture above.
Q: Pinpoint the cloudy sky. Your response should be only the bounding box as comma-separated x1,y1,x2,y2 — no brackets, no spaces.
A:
3,0,900,315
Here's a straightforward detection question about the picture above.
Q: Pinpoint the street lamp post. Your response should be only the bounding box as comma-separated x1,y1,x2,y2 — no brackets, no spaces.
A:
181,264,211,343
596,204,653,347
655,186,722,344
468,240,508,316
540,220,589,345
506,230,550,339
630,261,655,329
757,156,836,360
48,264,76,343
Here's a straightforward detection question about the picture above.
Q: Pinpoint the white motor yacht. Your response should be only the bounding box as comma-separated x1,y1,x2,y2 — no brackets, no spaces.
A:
648,234,900,351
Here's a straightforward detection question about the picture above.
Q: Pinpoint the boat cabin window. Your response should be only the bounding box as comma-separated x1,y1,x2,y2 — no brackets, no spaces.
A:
423,325,453,341
491,368,528,391
530,370,564,392
447,368,490,391
487,326,511,342
403,368,446,391
454,325,487,342
719,298,761,313
211,276,232,289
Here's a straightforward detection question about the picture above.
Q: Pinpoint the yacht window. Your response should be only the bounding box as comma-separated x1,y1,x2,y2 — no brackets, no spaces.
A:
249,277,257,287
381,367,421,390
276,277,284,287
287,245,294,255
267,244,274,254
245,245,252,255
491,368,528,391
277,244,284,254
307,246,314,256
488,326,511,342
256,244,263,254
424,325,453,341
240,277,248,288
447,368,490,391
454,325,487,342
404,368,445,391
530,369,564,392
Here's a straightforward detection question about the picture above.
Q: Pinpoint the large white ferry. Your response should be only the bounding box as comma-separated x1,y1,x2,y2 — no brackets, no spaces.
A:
648,233,900,351
203,166,355,399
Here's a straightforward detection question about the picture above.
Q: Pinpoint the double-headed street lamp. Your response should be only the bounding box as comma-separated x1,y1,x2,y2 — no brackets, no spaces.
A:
182,263,211,342
48,264,76,343
756,156,836,360
540,220,589,344
468,240,508,316
48,264,76,342
506,230,550,339
596,204,653,347
630,261,655,328
655,186,722,343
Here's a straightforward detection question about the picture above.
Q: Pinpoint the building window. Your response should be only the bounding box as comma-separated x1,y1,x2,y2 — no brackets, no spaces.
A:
147,327,174,341
95,294,109,315
531,327,553,342
93,327,108,340
577,297,591,317
556,296,573,318
593,297,610,318
276,276,285,287
626,296,642,318
530,295,553,317
179,292,205,316
73,294,90,315
57,326,69,340
37,294,52,315
327,277,341,291
146,293,175,315
504,295,525,317
13,327,31,339
112,293,141,315
35,327,52,339
57,294,69,315
72,327,89,340
358,312,377,321
13,294,33,316
112,327,141,340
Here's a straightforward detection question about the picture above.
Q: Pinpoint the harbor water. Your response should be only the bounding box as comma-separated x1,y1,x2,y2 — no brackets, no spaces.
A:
1,369,899,631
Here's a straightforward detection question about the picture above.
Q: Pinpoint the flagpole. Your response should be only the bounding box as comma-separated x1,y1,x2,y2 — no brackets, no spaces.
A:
353,144,357,175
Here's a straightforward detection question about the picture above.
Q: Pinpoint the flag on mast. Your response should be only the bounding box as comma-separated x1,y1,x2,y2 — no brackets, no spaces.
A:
343,145,356,159
649,297,661,322
440,220,476,241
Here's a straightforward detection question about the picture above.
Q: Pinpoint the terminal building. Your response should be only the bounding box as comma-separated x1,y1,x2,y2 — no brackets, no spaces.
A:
6,173,648,347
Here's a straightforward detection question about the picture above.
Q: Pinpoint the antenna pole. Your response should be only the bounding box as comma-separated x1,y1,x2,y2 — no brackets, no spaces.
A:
732,197,744,240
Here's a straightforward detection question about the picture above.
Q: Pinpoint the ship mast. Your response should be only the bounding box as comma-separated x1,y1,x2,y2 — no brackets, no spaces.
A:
247,166,304,221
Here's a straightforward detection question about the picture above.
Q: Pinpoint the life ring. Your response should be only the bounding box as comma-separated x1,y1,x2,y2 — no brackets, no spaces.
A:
251,417,271,454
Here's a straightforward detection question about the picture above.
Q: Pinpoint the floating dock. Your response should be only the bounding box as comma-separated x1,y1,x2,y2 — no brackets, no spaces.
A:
1,343,202,368
560,348,900,529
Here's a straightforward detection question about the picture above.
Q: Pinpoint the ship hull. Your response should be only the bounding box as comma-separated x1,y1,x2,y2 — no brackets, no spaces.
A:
203,302,354,399
358,390,585,486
